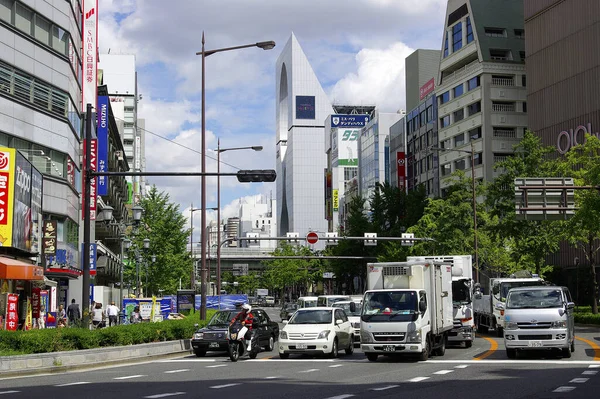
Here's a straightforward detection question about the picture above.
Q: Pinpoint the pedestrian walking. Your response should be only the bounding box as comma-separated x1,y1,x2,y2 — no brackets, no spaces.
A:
57,304,66,325
106,301,120,326
91,302,105,329
67,298,81,326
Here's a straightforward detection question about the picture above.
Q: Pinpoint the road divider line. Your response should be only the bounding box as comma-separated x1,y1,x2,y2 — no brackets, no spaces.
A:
159,359,217,363
164,369,190,374
553,386,575,393
569,378,589,383
590,365,600,368
329,364,343,368
299,369,319,373
0,391,20,395
143,393,185,399
429,359,600,365
455,365,469,369
55,382,90,387
264,376,279,379
474,336,498,360
575,336,600,361
206,364,227,368
582,370,598,375
114,375,146,380
324,395,354,399
433,370,454,375
408,376,430,382
371,385,398,391
210,383,240,389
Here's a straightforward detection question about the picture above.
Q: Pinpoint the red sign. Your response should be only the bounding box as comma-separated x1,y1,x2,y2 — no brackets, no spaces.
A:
81,139,97,220
419,78,435,100
396,152,406,190
32,287,41,319
5,293,18,331
0,171,9,226
306,232,319,245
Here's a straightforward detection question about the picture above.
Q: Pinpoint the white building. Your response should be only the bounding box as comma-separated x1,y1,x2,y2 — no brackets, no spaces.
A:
275,34,333,241
97,54,146,202
238,195,277,249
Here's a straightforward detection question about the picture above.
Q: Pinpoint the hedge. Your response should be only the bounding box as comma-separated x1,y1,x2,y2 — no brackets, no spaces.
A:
574,306,600,325
0,310,215,356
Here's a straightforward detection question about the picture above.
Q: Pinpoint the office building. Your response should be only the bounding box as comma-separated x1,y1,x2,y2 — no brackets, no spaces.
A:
436,0,527,194
405,50,441,112
238,195,277,249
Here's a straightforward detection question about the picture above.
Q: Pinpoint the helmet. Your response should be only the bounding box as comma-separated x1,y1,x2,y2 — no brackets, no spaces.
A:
242,303,252,312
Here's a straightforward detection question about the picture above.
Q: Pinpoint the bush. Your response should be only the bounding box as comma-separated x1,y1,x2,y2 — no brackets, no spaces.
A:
574,311,600,325
0,310,215,355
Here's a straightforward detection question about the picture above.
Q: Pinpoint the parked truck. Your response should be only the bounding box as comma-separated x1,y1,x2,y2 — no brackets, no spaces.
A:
360,259,453,362
409,255,474,348
473,272,545,337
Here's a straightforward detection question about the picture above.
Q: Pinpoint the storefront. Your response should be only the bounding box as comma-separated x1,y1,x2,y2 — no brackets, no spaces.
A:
0,257,44,330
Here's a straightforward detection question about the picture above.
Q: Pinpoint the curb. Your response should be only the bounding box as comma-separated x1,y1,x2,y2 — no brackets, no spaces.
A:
0,339,192,378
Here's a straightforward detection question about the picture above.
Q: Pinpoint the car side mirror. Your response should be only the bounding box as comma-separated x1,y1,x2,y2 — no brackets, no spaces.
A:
349,302,356,312
419,301,427,313
495,303,505,311
335,319,344,325
567,302,575,309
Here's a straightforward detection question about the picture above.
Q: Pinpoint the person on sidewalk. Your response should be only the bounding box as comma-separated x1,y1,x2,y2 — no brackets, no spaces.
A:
106,301,120,326
91,302,105,329
57,304,66,325
67,299,81,326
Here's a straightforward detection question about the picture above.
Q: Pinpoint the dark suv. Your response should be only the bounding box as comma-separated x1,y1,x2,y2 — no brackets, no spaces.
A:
191,308,279,357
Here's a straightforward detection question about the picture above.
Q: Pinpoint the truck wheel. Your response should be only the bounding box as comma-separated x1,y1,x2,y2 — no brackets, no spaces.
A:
433,335,446,356
506,348,516,359
366,353,378,362
419,336,431,361
571,337,575,353
496,326,503,338
562,347,572,358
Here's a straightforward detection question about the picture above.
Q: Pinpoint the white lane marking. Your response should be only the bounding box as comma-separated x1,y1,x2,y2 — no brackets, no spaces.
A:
0,392,20,395
433,370,454,375
569,378,589,383
553,386,576,393
210,383,241,389
299,368,319,373
427,360,600,365
248,359,336,362
143,393,186,399
264,376,279,380
324,395,355,399
206,364,227,368
55,382,90,387
590,365,600,368
371,385,398,391
164,369,190,374
409,377,430,382
583,370,598,375
329,364,343,368
455,365,469,369
158,359,217,363
114,375,146,380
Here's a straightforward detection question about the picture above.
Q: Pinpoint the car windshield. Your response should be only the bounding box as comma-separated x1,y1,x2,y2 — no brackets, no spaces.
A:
500,281,545,301
301,300,317,308
288,309,332,324
506,289,563,309
452,279,471,304
332,302,362,316
208,311,238,326
361,291,418,322
284,303,298,310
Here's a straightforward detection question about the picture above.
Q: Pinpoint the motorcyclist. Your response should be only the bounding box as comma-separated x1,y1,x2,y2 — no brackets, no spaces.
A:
230,303,255,351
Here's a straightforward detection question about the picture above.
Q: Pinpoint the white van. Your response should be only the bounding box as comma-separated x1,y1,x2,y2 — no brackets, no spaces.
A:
317,295,350,307
297,296,318,308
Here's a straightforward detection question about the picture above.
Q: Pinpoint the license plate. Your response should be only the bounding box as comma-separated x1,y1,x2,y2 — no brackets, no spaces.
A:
528,341,543,348
296,344,307,349
209,342,220,348
383,345,396,352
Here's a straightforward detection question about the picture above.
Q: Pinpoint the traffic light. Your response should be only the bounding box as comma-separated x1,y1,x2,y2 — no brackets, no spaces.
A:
236,169,277,183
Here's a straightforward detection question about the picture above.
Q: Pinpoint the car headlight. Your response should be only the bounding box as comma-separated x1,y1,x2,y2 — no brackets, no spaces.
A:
361,330,373,343
279,331,288,339
317,330,331,339
193,333,203,340
551,321,567,328
505,322,518,330
406,329,421,343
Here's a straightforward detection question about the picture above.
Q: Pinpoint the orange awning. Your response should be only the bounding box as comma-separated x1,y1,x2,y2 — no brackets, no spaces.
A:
0,257,44,281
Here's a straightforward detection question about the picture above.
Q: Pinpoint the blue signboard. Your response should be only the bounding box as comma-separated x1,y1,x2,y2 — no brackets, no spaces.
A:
331,114,370,128
195,294,248,310
81,243,97,275
97,96,109,195
296,95,315,119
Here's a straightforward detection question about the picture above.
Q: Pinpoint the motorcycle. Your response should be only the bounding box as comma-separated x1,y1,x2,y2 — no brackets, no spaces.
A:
228,321,259,362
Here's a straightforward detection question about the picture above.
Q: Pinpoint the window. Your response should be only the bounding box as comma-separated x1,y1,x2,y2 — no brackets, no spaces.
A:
453,84,464,98
472,152,483,166
15,3,32,34
420,110,426,127
454,133,465,147
485,27,506,37
493,127,516,138
467,76,480,91
52,26,69,55
439,91,450,105
453,108,464,123
467,101,481,116
469,127,482,140
492,101,515,112
466,16,474,43
0,0,12,23
452,22,462,52
441,163,452,176
440,115,450,128
520,51,526,61
441,139,451,149
34,15,51,45
426,105,433,122
514,29,525,39
522,75,527,87
455,158,466,171
491,75,514,86
443,34,449,58
522,102,527,113
490,49,512,61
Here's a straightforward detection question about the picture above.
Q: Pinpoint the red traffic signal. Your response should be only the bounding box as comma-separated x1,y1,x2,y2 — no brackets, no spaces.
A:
236,169,277,183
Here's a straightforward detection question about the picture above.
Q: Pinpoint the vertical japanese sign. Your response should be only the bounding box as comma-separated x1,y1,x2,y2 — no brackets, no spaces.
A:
396,152,406,191
0,147,15,247
43,220,57,256
81,139,97,220
66,156,75,186
82,243,97,276
82,0,98,112
13,152,32,252
30,167,43,255
97,96,109,195
5,293,18,331
32,287,41,319
332,189,339,212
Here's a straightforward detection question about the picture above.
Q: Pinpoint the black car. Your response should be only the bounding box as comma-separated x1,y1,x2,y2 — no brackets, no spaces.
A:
279,303,298,321
191,308,279,357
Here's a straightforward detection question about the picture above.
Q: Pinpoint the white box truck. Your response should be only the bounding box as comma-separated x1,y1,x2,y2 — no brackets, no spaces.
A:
473,272,545,337
409,255,474,347
361,259,453,361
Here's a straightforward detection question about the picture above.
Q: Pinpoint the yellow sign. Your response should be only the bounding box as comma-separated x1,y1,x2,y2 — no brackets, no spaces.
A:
332,189,339,211
0,147,16,247
25,297,32,330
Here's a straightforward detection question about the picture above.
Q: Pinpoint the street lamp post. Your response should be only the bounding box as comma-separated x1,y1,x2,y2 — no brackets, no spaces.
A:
216,141,263,296
189,205,217,293
431,141,479,282
196,33,275,320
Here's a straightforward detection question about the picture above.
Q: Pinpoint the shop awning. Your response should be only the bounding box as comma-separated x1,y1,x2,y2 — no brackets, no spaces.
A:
0,257,44,281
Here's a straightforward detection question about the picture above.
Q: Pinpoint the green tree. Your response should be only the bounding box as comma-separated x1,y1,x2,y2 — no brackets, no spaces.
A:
131,185,191,296
263,242,321,299
555,134,600,313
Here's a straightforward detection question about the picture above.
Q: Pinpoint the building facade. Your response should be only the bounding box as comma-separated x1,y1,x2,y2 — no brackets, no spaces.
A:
436,0,527,194
238,195,277,250
405,49,441,112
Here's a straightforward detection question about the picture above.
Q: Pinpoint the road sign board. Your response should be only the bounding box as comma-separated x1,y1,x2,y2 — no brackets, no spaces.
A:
306,232,319,245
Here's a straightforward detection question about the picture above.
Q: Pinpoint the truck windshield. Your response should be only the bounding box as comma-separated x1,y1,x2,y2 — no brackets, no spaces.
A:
361,291,418,322
452,280,471,304
506,289,563,309
500,281,545,301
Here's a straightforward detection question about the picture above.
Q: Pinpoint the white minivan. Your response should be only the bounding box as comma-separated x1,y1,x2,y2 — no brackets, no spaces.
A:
297,296,318,308
317,295,350,307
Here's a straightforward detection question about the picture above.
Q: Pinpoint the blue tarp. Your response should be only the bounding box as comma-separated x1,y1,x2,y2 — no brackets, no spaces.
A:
194,295,248,310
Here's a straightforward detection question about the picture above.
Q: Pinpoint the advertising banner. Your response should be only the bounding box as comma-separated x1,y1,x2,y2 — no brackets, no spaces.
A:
0,148,16,247
333,189,339,211
43,220,57,256
296,96,315,119
32,287,41,319
13,152,32,252
5,293,18,331
420,77,435,100
195,294,248,310
82,0,98,112
336,128,360,166
123,297,173,321
396,151,406,190
66,156,75,186
30,167,42,255
81,243,97,276
331,114,370,128
97,96,109,195
40,290,48,327
81,139,97,220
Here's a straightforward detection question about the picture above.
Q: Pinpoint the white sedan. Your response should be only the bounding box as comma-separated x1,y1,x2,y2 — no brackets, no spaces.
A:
278,307,354,358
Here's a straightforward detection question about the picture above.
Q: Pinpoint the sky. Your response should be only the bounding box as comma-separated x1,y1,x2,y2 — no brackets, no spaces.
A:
97,0,448,242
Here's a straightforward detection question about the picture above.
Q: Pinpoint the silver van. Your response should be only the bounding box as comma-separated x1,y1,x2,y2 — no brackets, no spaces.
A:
498,286,575,358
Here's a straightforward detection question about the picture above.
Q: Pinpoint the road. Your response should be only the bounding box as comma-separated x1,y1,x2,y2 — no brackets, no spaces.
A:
0,307,599,399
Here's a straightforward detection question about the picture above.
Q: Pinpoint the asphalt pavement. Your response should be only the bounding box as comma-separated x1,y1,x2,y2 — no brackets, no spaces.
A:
0,307,598,399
